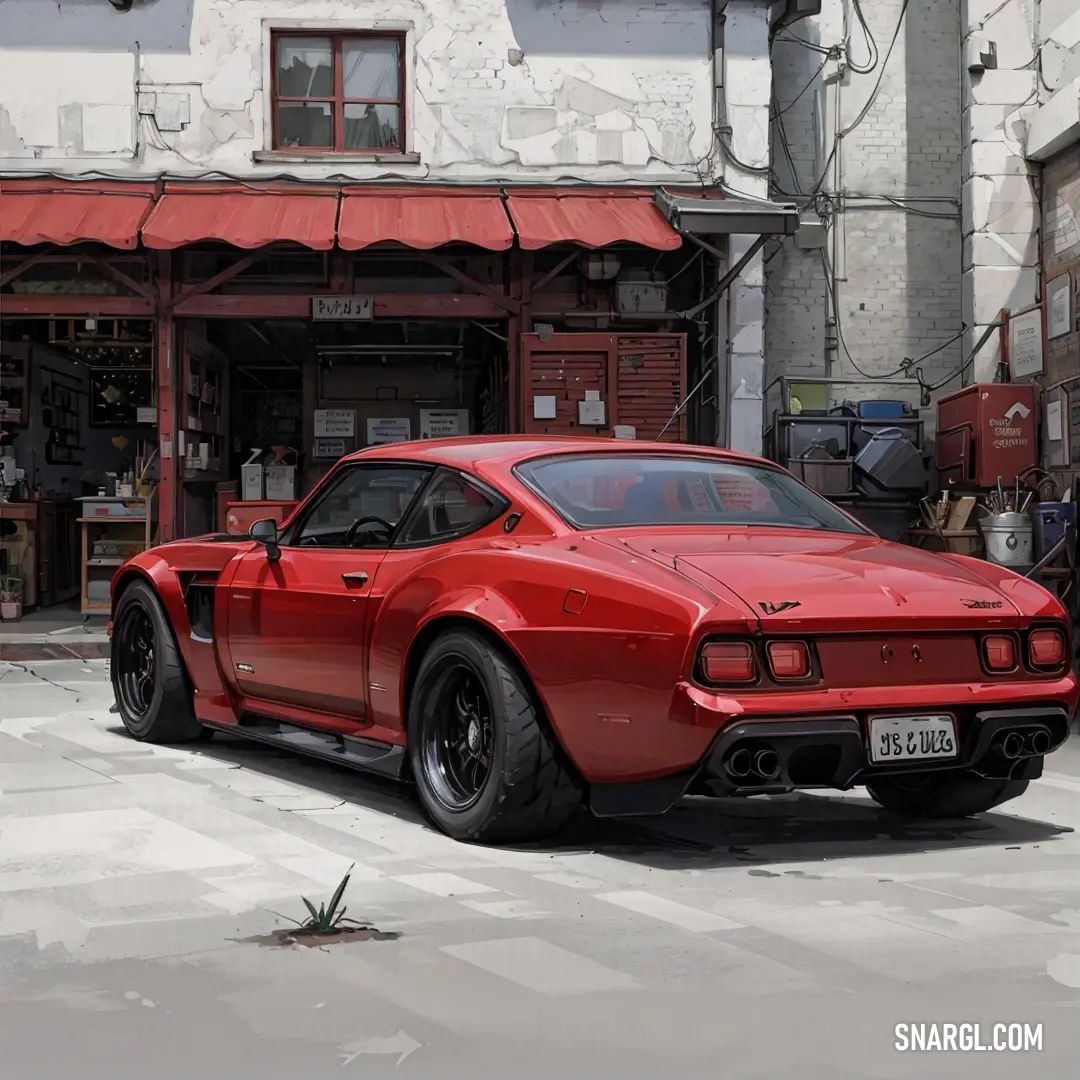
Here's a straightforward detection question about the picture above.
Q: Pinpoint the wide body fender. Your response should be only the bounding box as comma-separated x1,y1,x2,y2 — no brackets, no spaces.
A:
111,543,246,724
368,544,725,783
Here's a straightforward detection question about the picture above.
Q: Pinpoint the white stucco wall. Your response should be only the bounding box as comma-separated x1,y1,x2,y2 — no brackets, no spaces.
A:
0,0,718,183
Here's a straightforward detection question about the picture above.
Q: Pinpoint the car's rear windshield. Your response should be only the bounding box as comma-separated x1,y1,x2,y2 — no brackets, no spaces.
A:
515,454,868,534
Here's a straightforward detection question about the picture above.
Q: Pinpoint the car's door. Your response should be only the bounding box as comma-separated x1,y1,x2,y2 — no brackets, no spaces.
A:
225,461,431,722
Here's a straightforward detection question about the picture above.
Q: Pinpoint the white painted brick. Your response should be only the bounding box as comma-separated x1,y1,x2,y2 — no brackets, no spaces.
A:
765,0,963,386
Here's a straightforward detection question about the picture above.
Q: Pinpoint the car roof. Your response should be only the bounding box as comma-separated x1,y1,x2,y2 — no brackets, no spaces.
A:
343,435,776,473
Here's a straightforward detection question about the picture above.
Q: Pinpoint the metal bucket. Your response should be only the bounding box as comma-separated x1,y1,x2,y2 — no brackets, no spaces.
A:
980,511,1033,567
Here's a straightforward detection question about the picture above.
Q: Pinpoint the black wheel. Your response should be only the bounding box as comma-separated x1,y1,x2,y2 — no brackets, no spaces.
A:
111,579,207,744
866,771,1029,819
408,630,581,843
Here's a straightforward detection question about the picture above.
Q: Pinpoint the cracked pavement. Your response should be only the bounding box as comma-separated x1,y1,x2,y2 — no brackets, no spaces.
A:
2,638,1080,1078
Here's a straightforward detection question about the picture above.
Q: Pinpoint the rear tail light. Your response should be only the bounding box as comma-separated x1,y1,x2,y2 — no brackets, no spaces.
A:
700,641,756,684
767,640,811,679
1029,628,1067,669
982,634,1016,672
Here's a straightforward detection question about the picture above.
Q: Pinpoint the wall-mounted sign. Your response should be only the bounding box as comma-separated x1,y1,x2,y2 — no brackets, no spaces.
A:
314,408,355,438
136,406,156,424
1047,274,1072,340
311,296,374,321
533,395,557,420
366,417,411,445
313,437,347,459
419,409,469,439
1008,308,1044,379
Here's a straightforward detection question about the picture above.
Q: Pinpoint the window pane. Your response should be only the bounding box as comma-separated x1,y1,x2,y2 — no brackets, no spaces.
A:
295,466,429,548
343,103,400,150
402,473,497,544
516,455,867,534
276,37,333,97
276,102,333,148
342,38,400,98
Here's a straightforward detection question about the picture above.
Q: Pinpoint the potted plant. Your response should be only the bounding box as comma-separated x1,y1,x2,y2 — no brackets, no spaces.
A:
1,569,24,621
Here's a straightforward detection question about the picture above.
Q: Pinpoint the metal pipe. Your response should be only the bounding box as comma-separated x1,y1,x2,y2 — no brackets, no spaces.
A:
1001,732,1024,759
726,748,752,778
1029,730,1051,755
754,749,781,780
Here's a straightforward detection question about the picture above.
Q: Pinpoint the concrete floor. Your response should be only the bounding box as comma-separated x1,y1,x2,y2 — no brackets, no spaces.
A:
2,636,1079,1078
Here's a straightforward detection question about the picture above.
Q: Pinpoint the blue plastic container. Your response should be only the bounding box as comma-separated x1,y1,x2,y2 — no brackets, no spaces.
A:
1033,502,1076,560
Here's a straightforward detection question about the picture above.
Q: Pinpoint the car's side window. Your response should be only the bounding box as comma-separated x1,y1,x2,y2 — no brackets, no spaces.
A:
290,465,430,549
398,471,501,545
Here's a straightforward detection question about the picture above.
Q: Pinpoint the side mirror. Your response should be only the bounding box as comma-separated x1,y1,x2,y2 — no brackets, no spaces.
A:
248,518,281,562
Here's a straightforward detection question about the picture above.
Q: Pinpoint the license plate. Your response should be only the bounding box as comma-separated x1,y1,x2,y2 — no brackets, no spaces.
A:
868,714,958,763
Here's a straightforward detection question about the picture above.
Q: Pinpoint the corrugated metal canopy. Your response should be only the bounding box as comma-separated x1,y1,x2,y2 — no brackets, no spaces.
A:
0,179,156,249
505,190,682,250
654,189,800,236
338,188,514,250
140,184,339,250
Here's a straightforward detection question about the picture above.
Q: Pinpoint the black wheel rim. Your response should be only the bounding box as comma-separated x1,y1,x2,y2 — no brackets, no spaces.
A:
115,602,156,720
420,661,495,812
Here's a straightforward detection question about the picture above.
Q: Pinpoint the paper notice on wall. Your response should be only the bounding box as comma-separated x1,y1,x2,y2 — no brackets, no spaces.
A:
366,417,411,445
1048,191,1080,256
314,409,356,438
1047,399,1063,443
136,406,156,424
533,395,557,420
419,409,469,439
1047,274,1072,340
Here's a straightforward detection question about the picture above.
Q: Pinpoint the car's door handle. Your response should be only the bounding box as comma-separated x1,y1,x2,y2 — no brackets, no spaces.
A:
341,571,369,587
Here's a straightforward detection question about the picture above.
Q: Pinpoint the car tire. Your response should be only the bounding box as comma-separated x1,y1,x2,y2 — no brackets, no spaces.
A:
111,579,207,744
866,771,1029,819
408,629,581,844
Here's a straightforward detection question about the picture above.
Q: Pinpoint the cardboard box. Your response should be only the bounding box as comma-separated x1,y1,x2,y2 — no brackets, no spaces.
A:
264,465,296,501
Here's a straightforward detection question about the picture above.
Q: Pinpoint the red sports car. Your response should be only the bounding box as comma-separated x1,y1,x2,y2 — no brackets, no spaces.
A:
110,436,1077,842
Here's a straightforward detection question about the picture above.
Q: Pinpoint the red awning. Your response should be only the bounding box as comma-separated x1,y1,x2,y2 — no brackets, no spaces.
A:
0,180,155,249
337,188,513,250
141,184,339,250
505,190,682,250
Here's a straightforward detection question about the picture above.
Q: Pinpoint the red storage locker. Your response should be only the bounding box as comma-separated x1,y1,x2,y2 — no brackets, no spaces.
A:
935,383,1037,490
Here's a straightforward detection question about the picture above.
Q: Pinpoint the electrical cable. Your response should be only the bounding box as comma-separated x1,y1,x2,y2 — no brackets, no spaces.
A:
818,247,966,382
772,56,829,120
846,0,880,75
773,28,832,56
813,0,909,195
715,135,770,177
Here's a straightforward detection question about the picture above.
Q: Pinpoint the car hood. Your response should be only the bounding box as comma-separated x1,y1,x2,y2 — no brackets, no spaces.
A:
600,529,1026,631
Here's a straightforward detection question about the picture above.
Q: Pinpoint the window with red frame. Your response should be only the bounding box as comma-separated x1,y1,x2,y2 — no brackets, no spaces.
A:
272,32,405,153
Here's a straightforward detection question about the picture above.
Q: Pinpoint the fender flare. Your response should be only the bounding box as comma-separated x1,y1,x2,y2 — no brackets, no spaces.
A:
396,586,537,717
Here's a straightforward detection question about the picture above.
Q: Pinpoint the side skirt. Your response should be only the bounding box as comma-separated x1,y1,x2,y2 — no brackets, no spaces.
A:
200,714,408,780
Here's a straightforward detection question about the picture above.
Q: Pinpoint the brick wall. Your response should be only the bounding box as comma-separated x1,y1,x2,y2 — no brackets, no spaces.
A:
764,0,963,392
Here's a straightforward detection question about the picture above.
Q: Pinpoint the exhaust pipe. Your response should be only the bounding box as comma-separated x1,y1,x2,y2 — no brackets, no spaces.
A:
1001,732,1024,760
754,749,781,780
1028,730,1051,756
726,748,752,778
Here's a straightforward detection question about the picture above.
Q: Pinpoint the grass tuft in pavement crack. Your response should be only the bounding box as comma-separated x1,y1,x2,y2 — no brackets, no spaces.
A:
300,863,355,933
243,864,402,949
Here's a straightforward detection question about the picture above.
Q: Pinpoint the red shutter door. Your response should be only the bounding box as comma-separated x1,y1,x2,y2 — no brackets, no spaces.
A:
519,331,688,440
615,334,687,442
520,333,616,436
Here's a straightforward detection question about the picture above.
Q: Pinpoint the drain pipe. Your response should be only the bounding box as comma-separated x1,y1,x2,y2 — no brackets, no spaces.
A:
711,0,731,446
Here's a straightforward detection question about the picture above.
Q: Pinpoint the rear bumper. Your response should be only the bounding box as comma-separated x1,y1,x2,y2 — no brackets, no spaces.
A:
587,702,1071,818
